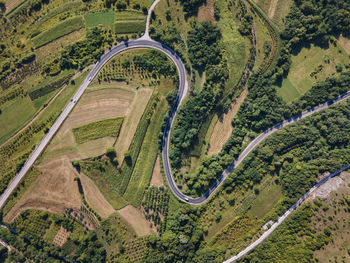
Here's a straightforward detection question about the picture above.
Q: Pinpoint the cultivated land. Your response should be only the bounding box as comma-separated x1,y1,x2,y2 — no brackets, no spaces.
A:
5,157,82,222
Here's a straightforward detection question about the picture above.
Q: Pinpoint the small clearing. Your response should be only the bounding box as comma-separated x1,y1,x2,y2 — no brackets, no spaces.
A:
118,205,155,237
5,157,82,222
150,155,164,187
338,33,350,54
198,0,216,22
267,0,278,19
79,173,116,219
208,89,247,155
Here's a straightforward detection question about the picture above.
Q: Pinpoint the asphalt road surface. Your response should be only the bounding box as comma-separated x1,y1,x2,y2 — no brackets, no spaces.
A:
0,38,188,209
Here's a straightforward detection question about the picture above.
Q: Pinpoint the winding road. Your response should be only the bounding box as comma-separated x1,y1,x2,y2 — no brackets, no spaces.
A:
1,0,350,261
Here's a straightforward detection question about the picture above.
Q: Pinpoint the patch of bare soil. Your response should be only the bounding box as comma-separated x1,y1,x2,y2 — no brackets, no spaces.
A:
198,0,215,22
150,155,164,187
118,205,155,237
5,157,82,222
79,173,115,219
208,89,247,155
267,0,279,19
338,33,350,54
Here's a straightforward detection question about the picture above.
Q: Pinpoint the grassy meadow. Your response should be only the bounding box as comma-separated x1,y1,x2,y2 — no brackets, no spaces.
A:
276,41,350,103
84,11,114,28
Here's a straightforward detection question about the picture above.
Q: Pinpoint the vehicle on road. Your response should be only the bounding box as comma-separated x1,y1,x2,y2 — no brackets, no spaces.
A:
88,77,92,81
185,197,189,202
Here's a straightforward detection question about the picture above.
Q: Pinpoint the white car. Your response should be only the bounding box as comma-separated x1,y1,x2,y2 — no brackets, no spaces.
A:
88,77,92,81
185,197,189,202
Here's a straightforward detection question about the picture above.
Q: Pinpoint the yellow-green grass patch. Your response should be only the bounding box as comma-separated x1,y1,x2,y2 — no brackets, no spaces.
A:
277,42,350,103
84,10,114,28
250,179,282,218
0,96,36,143
72,117,124,144
32,16,84,48
114,20,145,34
276,78,300,103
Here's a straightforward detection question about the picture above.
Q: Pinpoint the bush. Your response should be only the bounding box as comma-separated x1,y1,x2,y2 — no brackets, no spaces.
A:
106,147,116,158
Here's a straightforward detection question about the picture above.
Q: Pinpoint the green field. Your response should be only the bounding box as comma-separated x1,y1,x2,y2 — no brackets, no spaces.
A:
0,96,36,143
115,10,146,21
32,16,84,48
277,42,349,102
72,117,124,144
276,78,300,103
114,21,145,34
123,99,168,207
84,10,114,28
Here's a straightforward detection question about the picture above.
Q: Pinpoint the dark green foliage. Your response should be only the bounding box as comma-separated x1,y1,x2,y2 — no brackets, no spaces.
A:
150,23,182,51
133,50,176,77
230,100,350,206
282,0,350,47
60,28,104,70
179,0,205,16
0,246,7,263
187,21,222,71
144,206,204,262
106,147,116,159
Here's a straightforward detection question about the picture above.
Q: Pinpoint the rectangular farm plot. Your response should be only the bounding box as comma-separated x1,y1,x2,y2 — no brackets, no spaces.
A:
72,117,124,144
32,16,84,48
115,10,146,21
114,21,145,34
84,10,114,28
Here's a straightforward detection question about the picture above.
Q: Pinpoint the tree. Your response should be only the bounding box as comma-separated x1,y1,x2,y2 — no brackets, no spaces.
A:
106,147,116,158
0,1,5,13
